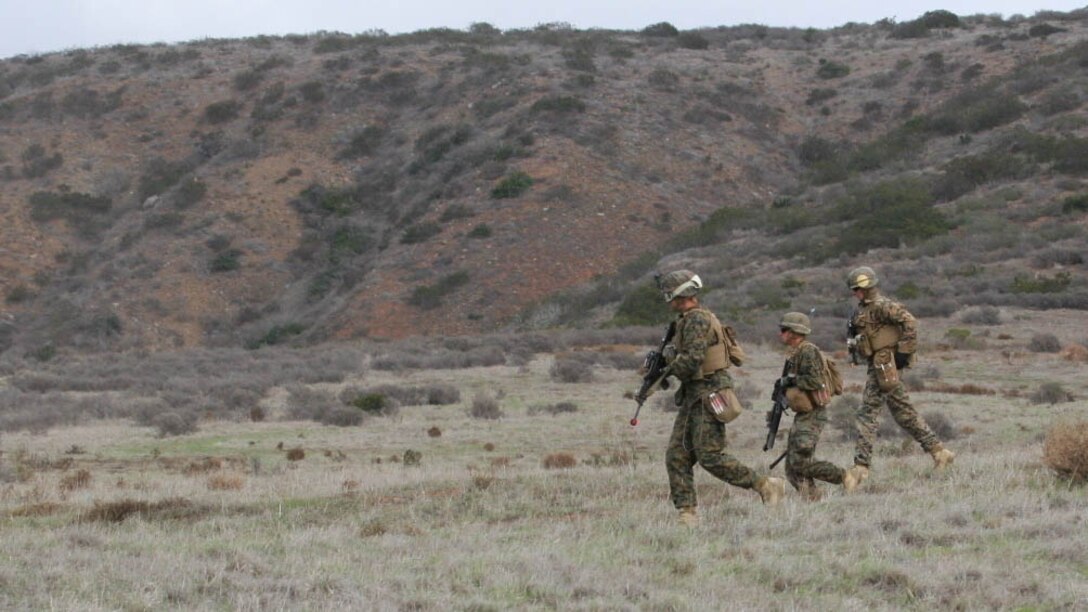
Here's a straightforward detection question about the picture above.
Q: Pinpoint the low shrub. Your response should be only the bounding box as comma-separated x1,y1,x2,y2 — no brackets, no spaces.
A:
152,411,198,437
550,358,593,383
542,453,578,469
1043,420,1088,483
491,171,533,198
204,100,242,124
407,271,470,309
960,306,1001,325
1028,333,1062,353
816,60,850,80
469,394,503,419
1031,382,1073,404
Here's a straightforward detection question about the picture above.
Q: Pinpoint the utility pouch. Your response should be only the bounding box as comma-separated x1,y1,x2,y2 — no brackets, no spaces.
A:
785,387,814,413
857,333,874,358
874,348,900,392
705,388,743,424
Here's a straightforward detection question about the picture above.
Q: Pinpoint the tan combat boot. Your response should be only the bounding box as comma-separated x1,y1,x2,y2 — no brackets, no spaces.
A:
754,477,786,506
677,506,699,527
931,447,955,470
842,465,869,492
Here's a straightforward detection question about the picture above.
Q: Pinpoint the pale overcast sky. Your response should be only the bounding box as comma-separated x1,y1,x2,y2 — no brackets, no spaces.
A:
1,0,1085,59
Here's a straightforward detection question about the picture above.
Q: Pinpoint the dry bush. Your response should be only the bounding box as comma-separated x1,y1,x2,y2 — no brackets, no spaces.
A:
1059,343,1088,362
528,401,579,416
427,426,442,438
469,394,503,420
472,474,495,490
483,442,496,451
1030,382,1073,405
490,456,510,467
926,383,997,395
1043,421,1088,483
152,412,198,437
542,453,577,469
550,357,594,383
183,457,222,474
403,449,422,466
79,497,200,523
286,447,305,461
959,306,1002,325
206,473,245,490
922,411,960,441
59,469,92,492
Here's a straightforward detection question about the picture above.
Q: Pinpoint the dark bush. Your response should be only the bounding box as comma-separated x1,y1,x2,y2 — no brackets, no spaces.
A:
209,249,242,273
1029,23,1066,38
138,158,193,200
1011,272,1071,294
530,96,586,114
469,394,503,419
152,411,198,437
529,402,579,416
21,143,63,178
401,222,441,244
920,10,962,28
647,68,680,91
407,271,470,309
806,88,837,106
491,171,533,199
1029,333,1062,353
466,224,492,239
816,60,850,80
676,32,709,50
1061,194,1088,214
337,126,384,159
642,22,679,37
204,100,242,124
1031,382,1073,404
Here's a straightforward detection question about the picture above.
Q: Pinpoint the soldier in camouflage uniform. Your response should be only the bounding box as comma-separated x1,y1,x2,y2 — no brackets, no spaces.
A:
777,312,848,500
656,270,785,526
843,266,955,490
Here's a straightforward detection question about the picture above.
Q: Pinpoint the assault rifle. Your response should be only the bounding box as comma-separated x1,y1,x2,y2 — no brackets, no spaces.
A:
630,321,676,426
846,306,861,365
763,374,792,452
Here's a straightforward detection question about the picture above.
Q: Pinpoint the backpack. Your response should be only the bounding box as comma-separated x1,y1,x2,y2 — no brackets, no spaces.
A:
722,324,746,367
822,354,844,396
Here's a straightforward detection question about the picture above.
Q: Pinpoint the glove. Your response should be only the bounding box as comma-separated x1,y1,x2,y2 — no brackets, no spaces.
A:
662,344,677,362
778,374,796,388
896,339,917,354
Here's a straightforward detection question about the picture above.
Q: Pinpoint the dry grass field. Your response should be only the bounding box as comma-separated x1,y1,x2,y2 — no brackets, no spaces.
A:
1,308,1087,610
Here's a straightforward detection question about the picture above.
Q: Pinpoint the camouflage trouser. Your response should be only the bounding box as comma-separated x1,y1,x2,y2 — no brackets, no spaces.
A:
666,394,760,509
854,367,941,467
785,406,844,491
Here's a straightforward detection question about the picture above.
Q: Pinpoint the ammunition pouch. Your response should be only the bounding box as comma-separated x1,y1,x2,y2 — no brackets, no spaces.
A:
873,348,900,392
705,388,743,423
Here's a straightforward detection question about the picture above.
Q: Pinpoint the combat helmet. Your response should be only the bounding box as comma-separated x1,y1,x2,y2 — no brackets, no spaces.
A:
779,312,811,335
847,266,879,290
658,269,703,302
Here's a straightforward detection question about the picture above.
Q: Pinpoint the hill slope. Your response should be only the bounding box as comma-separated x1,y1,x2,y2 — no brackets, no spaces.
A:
1,13,1087,356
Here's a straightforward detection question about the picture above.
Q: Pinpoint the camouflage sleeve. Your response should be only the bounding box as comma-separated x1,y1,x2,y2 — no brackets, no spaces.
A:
669,311,712,380
879,299,918,350
793,343,826,391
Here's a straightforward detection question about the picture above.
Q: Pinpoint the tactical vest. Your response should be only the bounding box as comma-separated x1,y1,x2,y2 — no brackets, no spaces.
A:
852,296,901,358
679,307,730,379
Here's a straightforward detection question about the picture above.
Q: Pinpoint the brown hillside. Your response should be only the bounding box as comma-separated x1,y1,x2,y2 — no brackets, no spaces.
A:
0,15,1085,354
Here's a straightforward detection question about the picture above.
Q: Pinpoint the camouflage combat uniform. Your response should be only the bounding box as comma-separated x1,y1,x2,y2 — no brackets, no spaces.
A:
852,291,942,468
665,308,760,510
783,341,846,492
